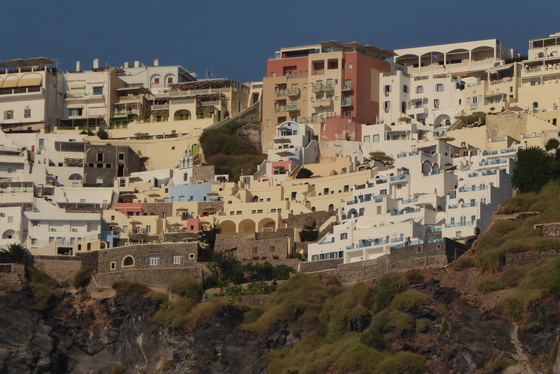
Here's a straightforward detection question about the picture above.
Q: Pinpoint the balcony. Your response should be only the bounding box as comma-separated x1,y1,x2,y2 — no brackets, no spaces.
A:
118,94,142,102
285,103,300,112
276,90,287,98
311,98,332,108
341,98,353,107
342,81,353,91
312,69,324,76
322,83,334,92
152,104,169,110
286,88,300,97
312,83,324,93
274,105,286,113
445,221,474,228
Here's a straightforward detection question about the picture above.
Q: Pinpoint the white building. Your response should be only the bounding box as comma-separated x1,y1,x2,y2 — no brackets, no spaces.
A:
307,137,517,265
117,60,196,95
25,199,101,256
0,59,63,132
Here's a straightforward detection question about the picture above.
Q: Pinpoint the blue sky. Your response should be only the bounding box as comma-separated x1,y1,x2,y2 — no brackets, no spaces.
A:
3,0,559,82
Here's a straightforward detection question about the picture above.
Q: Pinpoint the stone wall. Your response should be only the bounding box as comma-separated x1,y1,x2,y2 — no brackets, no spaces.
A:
287,211,336,231
76,251,100,270
504,250,560,268
191,165,216,184
33,256,83,283
301,239,466,283
298,258,343,273
541,223,560,238
0,263,25,285
93,267,203,288
215,230,293,260
96,243,199,274
141,202,172,218
163,232,198,243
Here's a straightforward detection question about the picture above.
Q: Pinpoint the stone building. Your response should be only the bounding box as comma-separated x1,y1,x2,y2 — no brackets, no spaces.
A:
84,144,143,187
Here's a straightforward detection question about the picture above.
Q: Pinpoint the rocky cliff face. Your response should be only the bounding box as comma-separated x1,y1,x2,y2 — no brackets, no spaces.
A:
0,288,291,374
0,279,558,374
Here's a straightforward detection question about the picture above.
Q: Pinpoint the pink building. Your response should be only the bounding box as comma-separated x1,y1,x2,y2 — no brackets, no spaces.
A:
262,41,393,151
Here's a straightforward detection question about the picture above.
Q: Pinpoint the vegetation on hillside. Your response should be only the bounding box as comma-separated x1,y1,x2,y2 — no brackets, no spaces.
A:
512,142,560,193
199,121,266,181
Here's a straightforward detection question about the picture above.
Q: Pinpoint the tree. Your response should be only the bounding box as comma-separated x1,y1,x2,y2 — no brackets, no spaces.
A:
512,147,553,193
198,224,221,252
296,167,314,179
545,138,560,152
206,251,244,288
96,128,109,139
0,243,28,264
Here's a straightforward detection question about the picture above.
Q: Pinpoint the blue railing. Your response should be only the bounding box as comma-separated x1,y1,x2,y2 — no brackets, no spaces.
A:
482,170,497,176
468,172,479,177
461,202,478,208
448,204,458,209
459,185,487,192
445,221,474,228
480,159,507,166
402,198,418,204
390,237,404,243
390,174,407,182
427,226,442,232
427,237,443,243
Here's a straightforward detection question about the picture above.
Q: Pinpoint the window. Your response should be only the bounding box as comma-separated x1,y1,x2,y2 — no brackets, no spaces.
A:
110,262,116,270
252,247,258,254
7,216,13,223
434,99,440,108
172,254,183,264
403,85,408,93
96,153,104,162
118,152,125,161
415,101,422,109
154,78,160,84
69,108,82,116
348,64,353,71
122,255,134,267
123,225,128,233
435,84,444,92
471,215,476,222
93,86,103,95
148,255,160,266
24,108,31,118
269,246,276,253
383,101,390,109
31,238,37,245
162,212,167,219
167,77,173,84
189,253,195,259
373,134,380,142
456,231,461,237
4,110,13,120
340,233,348,240
146,225,151,233
416,85,424,94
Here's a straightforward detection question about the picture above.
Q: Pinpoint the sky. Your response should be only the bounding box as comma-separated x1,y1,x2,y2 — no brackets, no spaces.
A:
3,0,560,83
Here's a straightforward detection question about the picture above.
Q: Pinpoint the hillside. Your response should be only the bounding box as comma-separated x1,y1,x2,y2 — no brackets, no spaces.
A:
2,183,560,373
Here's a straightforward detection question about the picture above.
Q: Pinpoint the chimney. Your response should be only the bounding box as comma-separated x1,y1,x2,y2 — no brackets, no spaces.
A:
124,62,130,68
93,58,99,69
75,61,81,72
154,59,159,67
134,60,140,68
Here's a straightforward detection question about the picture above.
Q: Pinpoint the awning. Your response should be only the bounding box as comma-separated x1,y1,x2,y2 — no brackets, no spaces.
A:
17,77,42,87
2,79,19,88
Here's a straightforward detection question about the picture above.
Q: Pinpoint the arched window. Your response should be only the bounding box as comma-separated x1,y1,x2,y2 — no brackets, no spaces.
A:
122,255,135,267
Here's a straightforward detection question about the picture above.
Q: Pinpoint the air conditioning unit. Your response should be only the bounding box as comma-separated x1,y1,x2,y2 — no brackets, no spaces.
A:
71,228,78,232
50,228,56,232
0,213,5,217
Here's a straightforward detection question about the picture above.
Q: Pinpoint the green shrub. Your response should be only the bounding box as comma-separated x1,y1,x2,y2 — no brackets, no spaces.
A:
29,282,53,310
415,318,432,333
489,357,514,372
498,297,524,320
299,229,319,242
73,266,94,288
373,352,425,374
112,280,149,295
153,297,196,328
360,327,387,350
243,306,265,324
390,289,431,311
27,267,58,288
366,275,407,313
245,281,275,295
501,268,524,287
450,256,475,271
476,276,505,293
492,220,517,236
168,277,202,301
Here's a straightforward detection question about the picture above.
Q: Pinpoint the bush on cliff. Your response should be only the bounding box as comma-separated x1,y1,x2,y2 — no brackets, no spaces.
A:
112,280,149,295
168,277,203,302
73,266,95,288
26,266,59,310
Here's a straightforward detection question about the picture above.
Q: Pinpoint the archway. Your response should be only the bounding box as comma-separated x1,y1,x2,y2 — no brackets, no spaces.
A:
174,109,191,121
258,218,276,232
422,160,432,174
69,173,82,180
220,220,236,234
238,219,256,233
434,114,451,128
2,229,15,240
